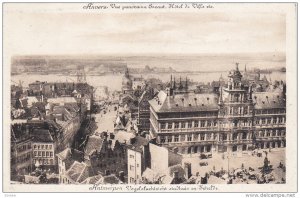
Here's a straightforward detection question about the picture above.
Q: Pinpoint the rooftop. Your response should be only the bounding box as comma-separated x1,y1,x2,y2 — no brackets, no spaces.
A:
84,135,104,156
47,97,77,104
31,129,53,143
253,92,285,109
149,91,219,113
65,161,89,183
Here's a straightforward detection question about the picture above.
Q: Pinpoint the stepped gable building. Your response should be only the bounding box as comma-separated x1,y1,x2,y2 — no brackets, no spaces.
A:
149,64,286,155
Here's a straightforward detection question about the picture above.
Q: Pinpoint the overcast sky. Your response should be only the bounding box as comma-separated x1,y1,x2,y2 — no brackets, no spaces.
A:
4,4,286,55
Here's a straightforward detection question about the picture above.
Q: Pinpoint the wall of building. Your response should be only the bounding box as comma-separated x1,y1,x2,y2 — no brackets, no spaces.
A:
127,149,142,184
32,142,55,166
149,143,169,174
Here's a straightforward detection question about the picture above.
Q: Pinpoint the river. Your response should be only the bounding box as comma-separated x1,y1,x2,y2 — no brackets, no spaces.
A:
11,71,285,96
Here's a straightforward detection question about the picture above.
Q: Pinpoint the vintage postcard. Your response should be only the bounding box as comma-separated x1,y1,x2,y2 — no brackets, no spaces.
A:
2,2,298,193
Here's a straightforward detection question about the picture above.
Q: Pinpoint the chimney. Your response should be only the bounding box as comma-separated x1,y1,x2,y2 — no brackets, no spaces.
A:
184,163,192,179
119,171,125,182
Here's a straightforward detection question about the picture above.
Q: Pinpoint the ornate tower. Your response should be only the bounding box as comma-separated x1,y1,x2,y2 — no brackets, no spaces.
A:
218,63,254,153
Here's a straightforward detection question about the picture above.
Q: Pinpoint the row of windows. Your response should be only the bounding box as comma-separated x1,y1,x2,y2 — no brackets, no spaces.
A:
160,133,213,143
184,145,212,154
160,121,218,130
33,158,54,165
219,132,249,141
17,144,31,152
256,109,285,115
256,130,285,137
33,144,53,150
159,117,285,131
33,151,53,157
255,117,285,125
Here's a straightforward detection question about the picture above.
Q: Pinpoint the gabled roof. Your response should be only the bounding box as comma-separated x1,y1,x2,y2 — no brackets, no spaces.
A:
65,161,89,183
149,91,219,113
56,148,84,170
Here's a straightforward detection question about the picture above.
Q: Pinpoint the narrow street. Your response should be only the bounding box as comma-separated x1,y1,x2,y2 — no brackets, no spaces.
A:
92,104,118,134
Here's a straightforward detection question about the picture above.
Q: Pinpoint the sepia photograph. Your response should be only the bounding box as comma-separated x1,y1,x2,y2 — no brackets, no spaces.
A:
2,2,298,194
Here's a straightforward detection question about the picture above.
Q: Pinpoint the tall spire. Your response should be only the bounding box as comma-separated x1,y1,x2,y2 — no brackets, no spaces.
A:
170,75,173,88
244,64,247,72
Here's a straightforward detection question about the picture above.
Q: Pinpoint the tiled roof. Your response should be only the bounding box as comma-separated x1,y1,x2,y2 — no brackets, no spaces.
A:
81,174,103,184
128,136,149,152
65,161,89,183
84,135,104,155
253,92,285,109
149,91,219,113
56,148,84,170
31,129,53,143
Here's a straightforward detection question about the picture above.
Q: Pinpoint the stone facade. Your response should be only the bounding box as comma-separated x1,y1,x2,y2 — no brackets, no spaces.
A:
149,65,286,155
